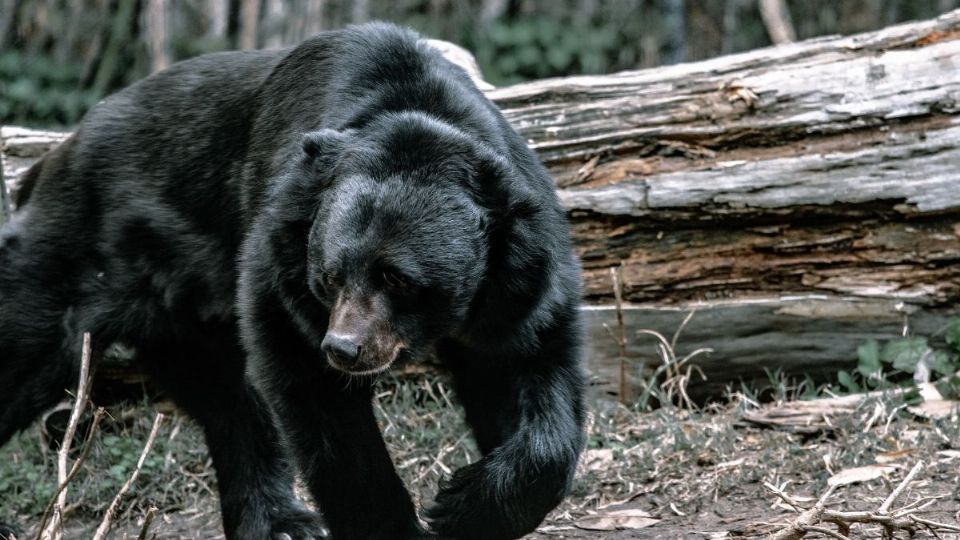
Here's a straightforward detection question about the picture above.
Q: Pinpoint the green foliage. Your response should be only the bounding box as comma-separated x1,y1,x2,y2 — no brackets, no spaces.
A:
0,51,100,127
837,369,859,393
468,19,620,86
0,409,175,531
99,433,162,486
881,337,928,373
856,339,882,379
0,432,56,519
761,368,822,401
837,317,960,395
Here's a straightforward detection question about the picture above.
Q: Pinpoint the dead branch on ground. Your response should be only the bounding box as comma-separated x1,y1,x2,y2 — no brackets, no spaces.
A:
92,412,165,540
37,332,96,540
136,506,158,540
764,461,960,539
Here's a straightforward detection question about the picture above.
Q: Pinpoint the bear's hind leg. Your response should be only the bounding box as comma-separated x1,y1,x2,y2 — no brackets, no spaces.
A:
0,229,85,447
0,225,89,539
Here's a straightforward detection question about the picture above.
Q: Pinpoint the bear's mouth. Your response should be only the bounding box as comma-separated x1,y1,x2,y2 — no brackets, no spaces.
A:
328,359,393,376
325,342,409,375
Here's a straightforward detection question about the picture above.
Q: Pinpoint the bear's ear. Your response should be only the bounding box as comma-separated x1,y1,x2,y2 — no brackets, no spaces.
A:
468,145,537,218
300,129,354,169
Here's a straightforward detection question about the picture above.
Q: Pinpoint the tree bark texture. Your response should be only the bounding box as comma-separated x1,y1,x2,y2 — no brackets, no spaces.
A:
488,11,960,308
4,11,960,400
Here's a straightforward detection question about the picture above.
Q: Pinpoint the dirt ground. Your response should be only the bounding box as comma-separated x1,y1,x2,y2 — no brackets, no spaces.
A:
2,375,959,539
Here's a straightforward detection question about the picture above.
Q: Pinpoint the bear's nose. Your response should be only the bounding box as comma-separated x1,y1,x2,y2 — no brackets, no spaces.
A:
322,334,361,365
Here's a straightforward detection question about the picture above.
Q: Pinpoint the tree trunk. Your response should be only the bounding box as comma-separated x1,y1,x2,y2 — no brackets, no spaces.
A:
91,0,139,97
0,0,20,51
205,0,229,38
0,147,8,225
758,0,796,44
4,11,960,401
262,0,287,49
303,0,325,38
239,0,259,50
144,0,171,73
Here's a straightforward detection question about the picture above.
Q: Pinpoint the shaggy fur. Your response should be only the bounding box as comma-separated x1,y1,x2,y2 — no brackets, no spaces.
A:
0,23,585,540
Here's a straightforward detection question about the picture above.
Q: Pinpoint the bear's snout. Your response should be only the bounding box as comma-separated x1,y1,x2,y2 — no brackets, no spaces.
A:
321,334,361,366
324,291,404,375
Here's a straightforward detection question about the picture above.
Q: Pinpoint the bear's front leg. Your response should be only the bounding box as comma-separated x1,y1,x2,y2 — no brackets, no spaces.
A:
258,364,428,539
429,335,587,540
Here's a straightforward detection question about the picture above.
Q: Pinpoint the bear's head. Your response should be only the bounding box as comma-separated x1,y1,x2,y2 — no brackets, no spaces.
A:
296,113,520,375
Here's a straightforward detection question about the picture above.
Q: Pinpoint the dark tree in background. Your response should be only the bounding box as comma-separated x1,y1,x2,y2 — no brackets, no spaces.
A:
1,0,958,127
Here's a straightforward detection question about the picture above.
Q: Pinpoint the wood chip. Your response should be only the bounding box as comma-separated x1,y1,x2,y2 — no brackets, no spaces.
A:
827,464,895,487
574,509,661,531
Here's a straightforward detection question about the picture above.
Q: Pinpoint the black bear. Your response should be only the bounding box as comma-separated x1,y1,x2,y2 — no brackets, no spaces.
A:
0,23,585,540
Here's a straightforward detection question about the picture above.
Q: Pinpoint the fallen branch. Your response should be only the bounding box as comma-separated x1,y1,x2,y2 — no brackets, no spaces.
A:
34,407,105,540
764,461,960,539
136,506,158,540
741,383,954,433
37,332,95,540
93,412,165,540
765,483,837,540
878,460,924,513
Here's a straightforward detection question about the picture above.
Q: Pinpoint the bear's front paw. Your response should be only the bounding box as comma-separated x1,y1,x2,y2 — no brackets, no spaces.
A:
232,501,330,540
426,455,569,540
0,522,23,540
267,506,330,540
425,460,519,540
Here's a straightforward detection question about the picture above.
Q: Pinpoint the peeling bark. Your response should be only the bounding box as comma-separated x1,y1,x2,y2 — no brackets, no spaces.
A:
486,11,960,307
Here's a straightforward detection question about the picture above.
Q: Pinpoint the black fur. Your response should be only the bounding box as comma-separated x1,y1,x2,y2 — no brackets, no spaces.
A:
0,23,585,540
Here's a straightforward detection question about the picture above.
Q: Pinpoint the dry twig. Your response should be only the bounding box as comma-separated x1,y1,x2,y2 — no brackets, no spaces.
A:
765,461,960,539
37,332,95,540
34,408,105,540
609,266,630,404
93,412,165,540
136,506,158,540
765,483,836,540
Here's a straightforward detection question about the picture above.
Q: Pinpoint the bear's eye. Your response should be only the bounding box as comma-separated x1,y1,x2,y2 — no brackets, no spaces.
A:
382,269,411,290
319,271,340,289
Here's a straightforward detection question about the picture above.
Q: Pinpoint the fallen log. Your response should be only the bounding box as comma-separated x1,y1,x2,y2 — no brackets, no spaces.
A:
740,382,956,433
5,11,960,401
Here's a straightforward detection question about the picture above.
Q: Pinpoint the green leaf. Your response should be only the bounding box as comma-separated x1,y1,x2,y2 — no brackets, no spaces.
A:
901,387,923,406
857,339,882,377
837,370,859,393
935,374,960,400
946,317,960,350
546,47,572,70
929,350,958,376
516,45,541,67
880,337,929,373
109,464,127,480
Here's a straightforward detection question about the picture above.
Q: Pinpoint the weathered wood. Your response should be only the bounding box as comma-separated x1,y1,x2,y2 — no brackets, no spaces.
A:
487,10,960,306
740,382,954,433
1,126,71,205
5,13,960,401
583,296,955,400
0,143,8,224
